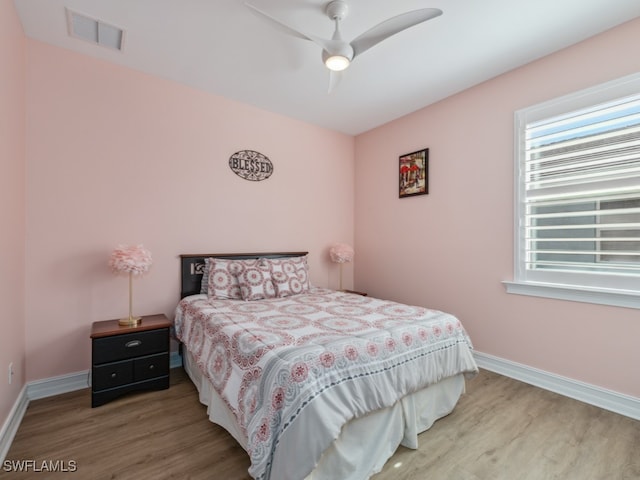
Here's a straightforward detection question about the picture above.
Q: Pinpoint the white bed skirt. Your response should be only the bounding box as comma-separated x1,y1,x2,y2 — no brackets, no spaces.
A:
183,351,465,480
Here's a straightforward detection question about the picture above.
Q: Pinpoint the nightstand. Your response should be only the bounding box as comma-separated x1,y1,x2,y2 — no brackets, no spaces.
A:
90,313,171,407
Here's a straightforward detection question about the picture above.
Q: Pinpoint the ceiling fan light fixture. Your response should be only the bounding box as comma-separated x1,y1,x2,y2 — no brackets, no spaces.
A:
325,55,350,71
246,2,444,91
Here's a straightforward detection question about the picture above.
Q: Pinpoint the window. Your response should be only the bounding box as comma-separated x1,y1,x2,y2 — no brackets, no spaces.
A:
506,73,640,308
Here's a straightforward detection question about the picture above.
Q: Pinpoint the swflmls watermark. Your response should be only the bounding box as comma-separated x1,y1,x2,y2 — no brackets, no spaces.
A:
3,459,78,473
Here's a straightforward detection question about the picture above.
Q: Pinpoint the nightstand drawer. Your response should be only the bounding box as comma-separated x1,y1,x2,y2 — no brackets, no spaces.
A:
93,360,133,390
134,353,169,381
93,328,168,364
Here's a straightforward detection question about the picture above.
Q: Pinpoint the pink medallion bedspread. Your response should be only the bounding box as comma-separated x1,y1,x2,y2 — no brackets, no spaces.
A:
174,288,478,480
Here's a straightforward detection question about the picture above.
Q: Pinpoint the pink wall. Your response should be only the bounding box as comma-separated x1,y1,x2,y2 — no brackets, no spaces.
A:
24,41,354,381
0,0,26,429
354,18,640,398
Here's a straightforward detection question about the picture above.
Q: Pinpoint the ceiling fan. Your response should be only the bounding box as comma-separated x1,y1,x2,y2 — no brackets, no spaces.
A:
246,1,443,92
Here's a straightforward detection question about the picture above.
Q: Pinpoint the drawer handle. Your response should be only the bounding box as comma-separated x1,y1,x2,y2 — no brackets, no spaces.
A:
125,340,142,348
111,373,117,378
149,364,155,370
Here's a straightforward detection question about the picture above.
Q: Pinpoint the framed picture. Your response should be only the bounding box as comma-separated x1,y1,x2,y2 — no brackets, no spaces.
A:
399,148,428,198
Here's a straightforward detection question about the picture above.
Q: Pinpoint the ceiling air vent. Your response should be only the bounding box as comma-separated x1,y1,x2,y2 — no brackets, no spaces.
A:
66,9,124,51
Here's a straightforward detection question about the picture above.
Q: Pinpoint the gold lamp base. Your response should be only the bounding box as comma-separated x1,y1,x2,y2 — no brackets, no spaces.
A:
119,316,141,327
118,271,142,327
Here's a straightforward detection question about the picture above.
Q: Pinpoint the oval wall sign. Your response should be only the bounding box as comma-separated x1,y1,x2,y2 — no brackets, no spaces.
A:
228,150,273,182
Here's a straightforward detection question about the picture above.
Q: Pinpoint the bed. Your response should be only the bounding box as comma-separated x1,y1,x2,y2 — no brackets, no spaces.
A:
174,252,478,480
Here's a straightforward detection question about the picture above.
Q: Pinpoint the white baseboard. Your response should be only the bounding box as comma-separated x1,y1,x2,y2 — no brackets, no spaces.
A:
27,370,90,401
474,351,640,421
7,351,634,461
0,386,28,464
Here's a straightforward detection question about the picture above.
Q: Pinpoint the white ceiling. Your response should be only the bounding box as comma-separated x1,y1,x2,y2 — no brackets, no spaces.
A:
13,0,640,135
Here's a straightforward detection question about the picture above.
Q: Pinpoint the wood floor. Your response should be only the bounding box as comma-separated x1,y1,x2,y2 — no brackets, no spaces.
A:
3,368,639,480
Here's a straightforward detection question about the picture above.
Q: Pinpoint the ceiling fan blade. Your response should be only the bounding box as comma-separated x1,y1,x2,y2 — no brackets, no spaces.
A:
245,2,331,49
328,70,342,94
350,8,443,58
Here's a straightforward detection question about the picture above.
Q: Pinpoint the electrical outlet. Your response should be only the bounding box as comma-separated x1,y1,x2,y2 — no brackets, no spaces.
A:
8,362,14,385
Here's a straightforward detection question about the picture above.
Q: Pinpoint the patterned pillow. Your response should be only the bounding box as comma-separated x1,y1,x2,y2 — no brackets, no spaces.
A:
207,258,260,300
238,262,276,301
268,256,310,298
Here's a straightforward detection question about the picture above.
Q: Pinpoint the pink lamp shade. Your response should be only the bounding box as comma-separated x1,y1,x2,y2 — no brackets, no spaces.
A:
109,244,152,326
329,243,354,291
329,243,354,264
109,244,153,275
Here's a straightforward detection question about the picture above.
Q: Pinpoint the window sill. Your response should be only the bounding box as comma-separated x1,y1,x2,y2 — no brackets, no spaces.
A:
503,281,640,310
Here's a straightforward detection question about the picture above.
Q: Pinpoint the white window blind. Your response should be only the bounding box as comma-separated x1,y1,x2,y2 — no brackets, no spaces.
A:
512,73,640,300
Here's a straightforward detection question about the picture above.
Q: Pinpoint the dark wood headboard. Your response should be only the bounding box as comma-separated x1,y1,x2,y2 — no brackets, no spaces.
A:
179,252,308,299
